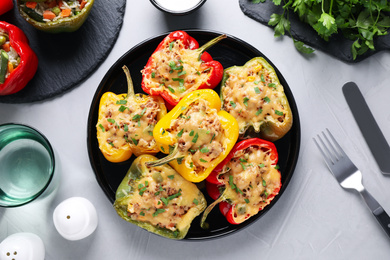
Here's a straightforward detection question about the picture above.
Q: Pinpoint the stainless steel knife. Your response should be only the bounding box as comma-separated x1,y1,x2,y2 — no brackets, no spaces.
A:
343,81,390,175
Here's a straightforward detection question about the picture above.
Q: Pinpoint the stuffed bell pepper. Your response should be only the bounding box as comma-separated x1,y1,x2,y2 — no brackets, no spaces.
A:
141,30,226,108
17,0,94,33
0,21,38,96
96,65,167,163
146,89,239,183
201,138,281,227
221,57,293,141
0,0,14,16
114,154,207,240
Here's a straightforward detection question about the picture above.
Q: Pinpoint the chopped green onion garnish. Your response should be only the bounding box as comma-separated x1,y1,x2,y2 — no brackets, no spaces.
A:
243,97,249,107
275,110,284,116
140,107,147,115
210,133,216,143
172,78,184,87
118,105,127,112
177,129,184,137
240,162,247,170
200,147,209,153
177,70,186,76
260,74,265,82
116,100,127,105
132,114,141,121
268,83,276,89
192,133,199,143
153,208,165,217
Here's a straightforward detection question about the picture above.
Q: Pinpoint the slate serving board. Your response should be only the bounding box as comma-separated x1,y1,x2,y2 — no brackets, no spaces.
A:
239,0,390,62
0,0,126,103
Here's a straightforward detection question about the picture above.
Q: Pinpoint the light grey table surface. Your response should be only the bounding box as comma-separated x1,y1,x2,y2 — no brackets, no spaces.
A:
1,1,390,259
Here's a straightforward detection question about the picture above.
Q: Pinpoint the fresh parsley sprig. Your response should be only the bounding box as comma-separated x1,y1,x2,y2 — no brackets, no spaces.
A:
253,0,390,60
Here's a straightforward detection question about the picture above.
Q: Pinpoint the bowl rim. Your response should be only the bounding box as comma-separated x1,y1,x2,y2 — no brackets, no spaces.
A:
149,0,207,15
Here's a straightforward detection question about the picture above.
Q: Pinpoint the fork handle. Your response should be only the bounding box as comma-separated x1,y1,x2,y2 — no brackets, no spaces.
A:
360,189,390,238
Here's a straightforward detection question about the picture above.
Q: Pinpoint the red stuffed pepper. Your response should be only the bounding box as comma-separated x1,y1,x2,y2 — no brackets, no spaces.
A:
141,30,226,108
0,21,38,95
0,0,14,16
201,138,282,226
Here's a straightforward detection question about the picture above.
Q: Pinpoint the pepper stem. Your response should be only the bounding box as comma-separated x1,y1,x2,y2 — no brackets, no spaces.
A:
145,144,184,167
200,193,227,229
122,65,135,97
197,34,227,60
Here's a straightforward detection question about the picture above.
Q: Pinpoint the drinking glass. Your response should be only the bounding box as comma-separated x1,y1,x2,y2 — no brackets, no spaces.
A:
0,123,55,207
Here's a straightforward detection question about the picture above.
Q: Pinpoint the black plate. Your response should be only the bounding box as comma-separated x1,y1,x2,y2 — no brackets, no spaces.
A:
87,30,301,240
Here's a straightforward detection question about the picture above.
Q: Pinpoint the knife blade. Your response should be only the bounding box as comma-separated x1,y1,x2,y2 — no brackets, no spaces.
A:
342,81,390,175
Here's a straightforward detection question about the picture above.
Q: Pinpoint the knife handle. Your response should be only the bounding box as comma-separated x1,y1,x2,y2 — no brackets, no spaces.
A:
360,189,390,238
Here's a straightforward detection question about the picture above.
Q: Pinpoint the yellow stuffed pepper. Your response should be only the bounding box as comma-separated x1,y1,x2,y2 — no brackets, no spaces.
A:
147,89,239,183
96,65,167,163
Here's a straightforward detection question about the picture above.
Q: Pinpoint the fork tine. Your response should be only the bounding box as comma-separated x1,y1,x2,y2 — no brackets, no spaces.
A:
321,129,341,163
313,134,334,167
325,128,346,158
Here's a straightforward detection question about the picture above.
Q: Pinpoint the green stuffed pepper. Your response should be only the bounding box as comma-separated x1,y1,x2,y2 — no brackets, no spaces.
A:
220,57,293,142
114,154,207,240
17,0,94,33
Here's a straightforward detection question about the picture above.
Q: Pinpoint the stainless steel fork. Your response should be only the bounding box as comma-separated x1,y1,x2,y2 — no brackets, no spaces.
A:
314,128,390,238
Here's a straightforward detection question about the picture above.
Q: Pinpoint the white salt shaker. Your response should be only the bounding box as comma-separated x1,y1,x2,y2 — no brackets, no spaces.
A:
53,197,98,241
0,233,45,260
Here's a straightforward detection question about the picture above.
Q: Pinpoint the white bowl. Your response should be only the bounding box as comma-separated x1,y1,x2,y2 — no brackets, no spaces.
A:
150,0,207,15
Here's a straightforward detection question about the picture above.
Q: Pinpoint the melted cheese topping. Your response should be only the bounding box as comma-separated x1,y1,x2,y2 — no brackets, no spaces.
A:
222,62,288,133
97,94,160,153
168,99,224,171
142,39,210,100
219,146,281,224
125,164,203,231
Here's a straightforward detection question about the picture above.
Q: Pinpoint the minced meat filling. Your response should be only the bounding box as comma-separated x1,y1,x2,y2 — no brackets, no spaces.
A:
98,96,161,150
218,145,281,223
222,63,287,132
142,39,210,99
169,99,224,170
126,165,199,231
